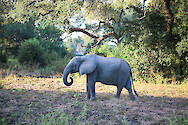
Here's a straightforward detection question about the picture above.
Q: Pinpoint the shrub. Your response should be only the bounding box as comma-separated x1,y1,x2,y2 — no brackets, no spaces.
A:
90,42,174,80
7,57,20,71
50,55,72,72
39,39,67,57
17,38,46,67
0,80,4,89
43,51,60,65
0,52,7,63
37,66,53,76
169,116,188,125
0,52,7,68
96,44,114,57
89,44,114,57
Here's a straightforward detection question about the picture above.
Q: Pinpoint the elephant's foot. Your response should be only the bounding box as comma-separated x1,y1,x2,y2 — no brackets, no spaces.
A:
130,96,136,101
113,97,119,101
85,97,90,100
90,97,96,101
114,97,120,99
114,95,120,99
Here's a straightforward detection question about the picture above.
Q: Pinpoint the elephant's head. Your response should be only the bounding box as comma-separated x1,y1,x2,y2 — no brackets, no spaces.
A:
63,55,96,86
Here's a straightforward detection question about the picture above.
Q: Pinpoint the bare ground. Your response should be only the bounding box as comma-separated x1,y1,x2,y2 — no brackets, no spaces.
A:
0,74,188,125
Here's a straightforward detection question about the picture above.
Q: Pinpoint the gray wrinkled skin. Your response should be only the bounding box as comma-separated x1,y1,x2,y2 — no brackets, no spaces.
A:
63,54,138,101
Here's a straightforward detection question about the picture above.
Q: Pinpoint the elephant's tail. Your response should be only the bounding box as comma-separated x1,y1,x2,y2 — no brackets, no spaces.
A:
130,69,139,96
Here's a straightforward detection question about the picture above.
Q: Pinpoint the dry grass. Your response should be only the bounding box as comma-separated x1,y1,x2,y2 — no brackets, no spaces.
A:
0,73,188,125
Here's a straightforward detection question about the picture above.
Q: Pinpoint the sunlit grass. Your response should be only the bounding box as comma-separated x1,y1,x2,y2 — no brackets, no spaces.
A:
2,73,188,99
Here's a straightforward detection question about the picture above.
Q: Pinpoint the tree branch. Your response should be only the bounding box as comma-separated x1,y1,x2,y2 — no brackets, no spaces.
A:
92,20,114,31
68,28,99,39
66,15,124,49
127,4,147,20
138,0,147,20
92,21,105,31
2,0,13,10
109,18,116,23
26,0,44,7
68,27,118,47
38,10,54,17
138,11,146,20
93,31,116,47
25,0,55,18
118,9,124,27
90,19,119,43
26,1,37,7
2,0,7,7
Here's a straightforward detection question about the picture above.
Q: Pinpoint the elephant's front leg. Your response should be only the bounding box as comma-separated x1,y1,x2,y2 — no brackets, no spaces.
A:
87,74,96,100
85,75,91,100
89,82,96,100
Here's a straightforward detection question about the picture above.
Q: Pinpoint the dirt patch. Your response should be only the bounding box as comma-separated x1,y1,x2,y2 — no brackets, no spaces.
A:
0,74,188,124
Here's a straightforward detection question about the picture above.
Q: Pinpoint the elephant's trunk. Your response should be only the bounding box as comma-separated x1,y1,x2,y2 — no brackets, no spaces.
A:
63,65,73,86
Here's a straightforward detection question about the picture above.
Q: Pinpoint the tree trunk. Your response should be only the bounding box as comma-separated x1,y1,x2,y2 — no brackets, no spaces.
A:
164,0,174,33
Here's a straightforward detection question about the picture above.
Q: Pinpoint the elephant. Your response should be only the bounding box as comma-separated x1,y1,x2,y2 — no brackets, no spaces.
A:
63,54,138,101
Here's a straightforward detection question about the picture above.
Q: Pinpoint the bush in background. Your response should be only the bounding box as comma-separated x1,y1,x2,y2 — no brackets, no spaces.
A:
17,38,46,67
0,52,7,68
16,37,73,74
91,42,187,83
50,55,72,73
1,23,74,74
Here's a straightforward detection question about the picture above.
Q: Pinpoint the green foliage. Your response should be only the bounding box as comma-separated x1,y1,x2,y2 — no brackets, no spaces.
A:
17,38,46,66
114,43,153,78
4,22,35,41
142,9,166,47
5,0,84,24
37,67,53,76
38,111,68,125
40,39,67,62
7,57,20,70
93,41,187,82
0,80,4,89
2,0,187,79
0,52,7,63
66,36,87,54
0,22,73,73
35,24,62,40
35,24,68,57
50,55,72,72
0,116,11,125
169,116,188,125
140,3,187,79
93,44,114,57
2,21,35,56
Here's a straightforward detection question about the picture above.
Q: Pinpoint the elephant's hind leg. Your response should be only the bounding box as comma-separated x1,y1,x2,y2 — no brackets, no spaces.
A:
114,85,123,98
125,80,136,101
127,87,136,101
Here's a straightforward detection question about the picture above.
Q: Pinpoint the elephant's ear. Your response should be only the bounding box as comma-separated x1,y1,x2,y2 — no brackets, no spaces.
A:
79,60,96,76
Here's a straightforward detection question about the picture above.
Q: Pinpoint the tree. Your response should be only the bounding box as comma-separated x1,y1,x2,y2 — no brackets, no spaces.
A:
3,0,187,79
35,24,68,58
66,0,143,47
3,21,35,55
17,38,46,66
4,0,143,47
141,0,188,79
